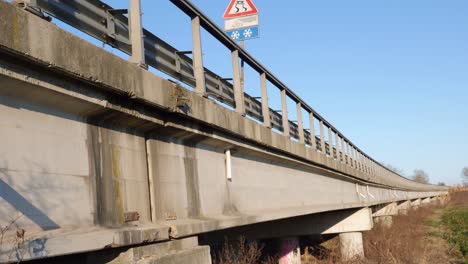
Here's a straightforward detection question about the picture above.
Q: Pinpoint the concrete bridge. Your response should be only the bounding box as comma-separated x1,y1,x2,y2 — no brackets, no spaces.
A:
0,0,448,263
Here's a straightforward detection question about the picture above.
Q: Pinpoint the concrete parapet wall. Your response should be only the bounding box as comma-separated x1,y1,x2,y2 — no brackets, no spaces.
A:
0,0,447,193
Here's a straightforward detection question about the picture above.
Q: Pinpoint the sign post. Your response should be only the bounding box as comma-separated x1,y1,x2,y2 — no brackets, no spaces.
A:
223,0,259,93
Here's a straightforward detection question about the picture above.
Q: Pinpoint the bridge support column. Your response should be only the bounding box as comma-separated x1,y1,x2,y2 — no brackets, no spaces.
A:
372,202,398,228
339,232,364,261
278,237,301,264
374,216,393,228
411,198,422,209
421,197,432,205
397,200,411,215
320,208,372,261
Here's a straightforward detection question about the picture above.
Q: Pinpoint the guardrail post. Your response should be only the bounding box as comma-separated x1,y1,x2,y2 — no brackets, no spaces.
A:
191,16,206,96
309,112,316,150
364,157,368,174
359,152,363,172
128,0,146,68
353,147,358,169
232,49,245,115
260,73,270,127
297,102,305,144
319,120,326,154
345,141,349,165
340,137,345,163
335,133,341,162
357,152,362,171
328,127,334,158
281,89,289,137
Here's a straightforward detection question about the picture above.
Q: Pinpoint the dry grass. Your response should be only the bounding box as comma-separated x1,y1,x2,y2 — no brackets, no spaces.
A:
213,190,467,264
212,237,277,264
302,199,463,264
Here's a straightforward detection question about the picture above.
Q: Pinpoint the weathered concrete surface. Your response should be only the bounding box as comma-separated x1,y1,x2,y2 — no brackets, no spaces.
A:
88,236,211,264
0,225,170,263
199,208,373,242
397,200,411,215
411,198,422,208
421,197,432,204
339,232,364,261
0,1,448,262
137,246,211,264
372,202,398,217
0,1,448,193
374,215,393,228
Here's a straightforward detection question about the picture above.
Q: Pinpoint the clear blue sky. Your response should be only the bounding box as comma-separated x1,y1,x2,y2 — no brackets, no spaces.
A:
52,0,468,185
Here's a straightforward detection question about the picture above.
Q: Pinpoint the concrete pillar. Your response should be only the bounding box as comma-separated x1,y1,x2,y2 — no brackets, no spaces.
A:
232,49,245,115
260,73,270,128
340,137,345,163
278,237,301,264
397,200,411,215
128,0,146,67
191,16,206,96
421,197,431,204
319,120,326,154
308,112,316,150
372,202,397,228
281,89,289,137
411,198,422,209
328,127,333,158
335,133,341,162
339,232,364,261
296,102,305,144
346,142,352,167
374,215,393,228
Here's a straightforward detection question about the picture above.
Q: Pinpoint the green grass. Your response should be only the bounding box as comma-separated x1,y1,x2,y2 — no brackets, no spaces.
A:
441,207,468,262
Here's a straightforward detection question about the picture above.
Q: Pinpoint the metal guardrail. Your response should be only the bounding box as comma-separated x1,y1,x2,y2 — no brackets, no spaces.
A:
17,0,414,182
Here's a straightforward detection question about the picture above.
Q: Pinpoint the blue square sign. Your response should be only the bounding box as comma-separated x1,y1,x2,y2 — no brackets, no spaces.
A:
225,26,259,41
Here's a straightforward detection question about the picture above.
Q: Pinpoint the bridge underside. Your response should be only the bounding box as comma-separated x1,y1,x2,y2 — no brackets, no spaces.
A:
0,2,446,262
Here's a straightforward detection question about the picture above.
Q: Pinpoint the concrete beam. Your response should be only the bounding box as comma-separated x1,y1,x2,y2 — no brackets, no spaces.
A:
199,208,373,242
421,197,432,204
411,198,422,208
372,202,398,228
397,200,411,215
372,202,398,217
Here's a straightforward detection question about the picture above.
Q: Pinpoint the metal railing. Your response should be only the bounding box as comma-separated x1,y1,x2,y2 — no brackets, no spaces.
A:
17,0,411,183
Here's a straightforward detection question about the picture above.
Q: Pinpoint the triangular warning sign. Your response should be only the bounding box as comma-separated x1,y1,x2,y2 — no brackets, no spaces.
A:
223,0,258,19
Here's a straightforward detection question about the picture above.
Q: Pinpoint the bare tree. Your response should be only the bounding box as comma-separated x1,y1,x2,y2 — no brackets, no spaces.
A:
412,169,430,184
382,163,404,175
437,182,446,186
462,167,468,186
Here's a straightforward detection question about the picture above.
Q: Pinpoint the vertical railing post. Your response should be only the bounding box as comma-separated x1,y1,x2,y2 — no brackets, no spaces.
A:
191,16,206,96
340,137,345,163
232,49,245,115
353,148,358,169
128,0,146,68
328,127,333,158
320,120,326,154
297,102,305,144
335,133,341,162
309,112,316,150
260,73,270,127
358,152,363,171
345,141,349,165
281,89,289,137
364,157,368,174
